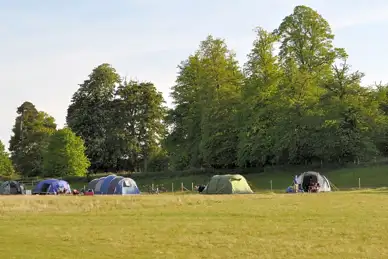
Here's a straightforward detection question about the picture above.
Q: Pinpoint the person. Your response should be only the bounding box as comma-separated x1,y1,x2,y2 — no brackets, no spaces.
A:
293,175,299,193
196,185,206,193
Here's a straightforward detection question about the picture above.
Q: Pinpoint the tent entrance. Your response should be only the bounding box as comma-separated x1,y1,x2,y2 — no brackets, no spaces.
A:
302,174,318,192
9,183,18,194
41,183,51,193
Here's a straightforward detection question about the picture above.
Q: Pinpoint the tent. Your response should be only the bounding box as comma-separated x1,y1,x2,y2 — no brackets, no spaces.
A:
203,174,253,194
86,178,100,191
297,171,331,192
88,176,140,195
113,178,140,195
94,177,106,194
32,179,71,194
0,181,25,195
99,174,117,194
107,176,124,194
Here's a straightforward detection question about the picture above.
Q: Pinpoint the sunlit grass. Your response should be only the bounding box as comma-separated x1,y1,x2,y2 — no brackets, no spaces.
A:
0,191,387,258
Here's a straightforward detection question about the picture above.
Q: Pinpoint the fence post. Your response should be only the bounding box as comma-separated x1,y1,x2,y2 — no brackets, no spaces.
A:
181,182,184,192
191,182,194,191
151,183,154,191
358,178,361,189
172,183,174,192
270,180,273,192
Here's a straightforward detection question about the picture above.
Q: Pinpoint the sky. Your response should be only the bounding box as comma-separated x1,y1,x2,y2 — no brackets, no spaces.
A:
1,0,388,149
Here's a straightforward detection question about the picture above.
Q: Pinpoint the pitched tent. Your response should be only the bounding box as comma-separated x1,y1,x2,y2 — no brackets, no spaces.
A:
87,178,100,191
107,176,124,194
113,178,140,195
0,181,25,195
32,179,71,194
203,174,253,194
297,171,331,192
94,177,106,194
99,175,117,194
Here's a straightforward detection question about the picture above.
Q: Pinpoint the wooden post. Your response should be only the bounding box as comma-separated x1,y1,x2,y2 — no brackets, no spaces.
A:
152,183,154,191
270,180,273,192
172,183,174,192
191,182,194,191
181,182,184,192
358,178,361,189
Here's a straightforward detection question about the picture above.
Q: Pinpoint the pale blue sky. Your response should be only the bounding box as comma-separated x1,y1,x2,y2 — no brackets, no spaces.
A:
1,0,388,149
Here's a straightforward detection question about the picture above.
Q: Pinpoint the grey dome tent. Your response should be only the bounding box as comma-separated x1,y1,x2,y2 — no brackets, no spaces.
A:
87,178,100,192
0,181,25,195
297,171,331,192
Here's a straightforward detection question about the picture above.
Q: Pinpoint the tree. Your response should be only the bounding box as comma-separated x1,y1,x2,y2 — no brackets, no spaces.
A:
166,56,204,169
0,141,14,177
167,35,243,169
114,80,167,172
43,128,90,177
275,5,346,75
9,102,56,176
66,63,121,172
238,27,282,167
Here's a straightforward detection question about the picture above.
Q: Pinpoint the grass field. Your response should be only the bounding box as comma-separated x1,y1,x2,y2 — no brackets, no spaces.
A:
1,190,388,258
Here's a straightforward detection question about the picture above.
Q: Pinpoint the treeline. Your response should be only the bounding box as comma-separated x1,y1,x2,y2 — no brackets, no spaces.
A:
1,5,388,178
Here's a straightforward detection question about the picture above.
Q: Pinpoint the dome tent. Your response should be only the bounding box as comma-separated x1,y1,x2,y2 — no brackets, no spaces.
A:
99,174,117,194
33,179,71,194
113,178,140,195
297,171,331,192
88,176,140,195
87,178,100,191
107,176,124,194
203,174,253,194
0,181,25,195
94,177,106,194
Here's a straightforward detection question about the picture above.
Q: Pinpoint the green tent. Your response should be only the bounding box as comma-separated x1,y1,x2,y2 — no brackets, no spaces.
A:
203,174,253,194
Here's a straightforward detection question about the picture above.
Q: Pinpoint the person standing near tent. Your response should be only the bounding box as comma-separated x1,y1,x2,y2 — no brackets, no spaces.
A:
293,175,299,193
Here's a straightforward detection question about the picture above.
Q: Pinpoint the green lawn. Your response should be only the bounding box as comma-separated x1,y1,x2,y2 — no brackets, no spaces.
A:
1,191,388,258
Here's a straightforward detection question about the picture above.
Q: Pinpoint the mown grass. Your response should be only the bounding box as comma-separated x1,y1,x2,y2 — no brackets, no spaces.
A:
1,191,388,258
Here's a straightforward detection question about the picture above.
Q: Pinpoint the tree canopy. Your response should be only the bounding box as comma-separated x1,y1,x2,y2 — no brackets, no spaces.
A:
0,140,14,177
43,128,90,177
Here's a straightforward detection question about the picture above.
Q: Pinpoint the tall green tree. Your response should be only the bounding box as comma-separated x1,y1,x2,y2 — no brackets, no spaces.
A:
43,128,90,177
166,56,204,169
275,5,346,75
66,63,121,172
0,141,14,177
9,102,56,176
238,27,282,167
197,36,243,168
167,35,243,169
114,80,167,172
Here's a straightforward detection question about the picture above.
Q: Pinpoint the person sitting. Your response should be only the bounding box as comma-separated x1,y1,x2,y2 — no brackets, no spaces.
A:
196,185,206,193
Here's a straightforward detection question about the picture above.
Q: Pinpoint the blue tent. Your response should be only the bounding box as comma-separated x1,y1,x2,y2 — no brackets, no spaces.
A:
99,175,117,194
107,176,124,194
113,178,140,195
33,179,71,194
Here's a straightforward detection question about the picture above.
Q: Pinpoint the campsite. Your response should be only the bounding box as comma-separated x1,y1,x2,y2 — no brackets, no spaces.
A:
2,2,388,259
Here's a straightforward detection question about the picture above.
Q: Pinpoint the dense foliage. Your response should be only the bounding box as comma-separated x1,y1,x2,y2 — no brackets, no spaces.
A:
7,5,388,176
0,140,14,176
43,128,90,177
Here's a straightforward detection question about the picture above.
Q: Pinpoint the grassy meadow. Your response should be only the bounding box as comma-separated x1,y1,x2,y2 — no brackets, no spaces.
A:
1,191,388,258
